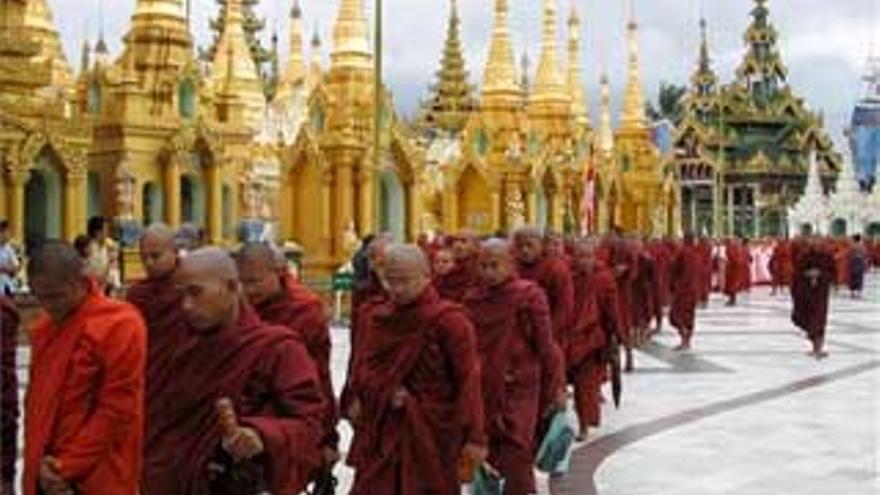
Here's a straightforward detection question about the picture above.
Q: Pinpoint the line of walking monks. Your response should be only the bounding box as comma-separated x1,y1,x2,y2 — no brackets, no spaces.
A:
0,225,871,494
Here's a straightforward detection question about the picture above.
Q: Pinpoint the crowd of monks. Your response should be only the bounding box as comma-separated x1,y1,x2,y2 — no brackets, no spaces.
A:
0,224,876,495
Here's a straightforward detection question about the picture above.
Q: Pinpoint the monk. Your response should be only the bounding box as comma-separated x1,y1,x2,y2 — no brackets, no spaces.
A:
696,237,713,306
143,247,325,494
463,239,565,493
347,245,486,495
669,233,703,351
724,238,751,306
769,238,794,295
631,238,660,344
601,233,638,372
439,231,481,302
125,223,191,457
848,235,868,299
513,227,575,354
234,242,340,471
431,247,459,301
23,241,146,495
569,238,620,441
791,236,836,359
1,296,18,492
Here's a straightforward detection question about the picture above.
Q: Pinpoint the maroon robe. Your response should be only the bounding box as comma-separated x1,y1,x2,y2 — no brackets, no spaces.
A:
255,274,339,451
724,243,751,297
127,274,193,452
697,240,713,304
791,243,836,342
632,250,660,330
1,296,18,488
569,264,619,428
669,244,702,333
601,243,638,348
143,304,325,495
348,287,485,495
517,255,575,353
463,278,563,494
434,256,479,303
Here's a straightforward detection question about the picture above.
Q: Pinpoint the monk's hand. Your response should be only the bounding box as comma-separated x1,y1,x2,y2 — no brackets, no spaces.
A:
348,398,363,424
461,443,488,469
391,387,410,409
39,457,73,495
224,426,265,461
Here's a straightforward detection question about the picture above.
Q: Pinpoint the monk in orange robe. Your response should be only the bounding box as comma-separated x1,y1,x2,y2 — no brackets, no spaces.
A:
724,238,751,306
347,245,486,495
144,248,325,495
513,227,575,355
832,240,851,289
1,295,19,492
235,242,340,476
569,238,620,440
463,239,565,493
670,233,703,351
791,237,836,359
23,241,146,495
769,239,794,295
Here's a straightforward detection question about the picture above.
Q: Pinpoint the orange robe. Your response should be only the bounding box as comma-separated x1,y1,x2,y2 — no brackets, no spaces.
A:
23,291,146,495
724,243,751,296
769,241,794,288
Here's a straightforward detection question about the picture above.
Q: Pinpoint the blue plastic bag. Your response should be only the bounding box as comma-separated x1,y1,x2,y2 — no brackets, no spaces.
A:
470,464,505,495
534,411,574,474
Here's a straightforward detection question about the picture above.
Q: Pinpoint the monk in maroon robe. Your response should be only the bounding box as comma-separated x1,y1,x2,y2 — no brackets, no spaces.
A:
235,242,340,475
630,238,660,344
144,248,325,495
769,239,794,295
432,247,460,301
347,245,486,495
126,224,191,465
569,238,620,440
697,237,713,306
670,233,702,351
600,235,638,372
1,295,18,492
791,237,836,359
724,238,751,306
463,239,565,493
437,231,481,302
513,227,575,355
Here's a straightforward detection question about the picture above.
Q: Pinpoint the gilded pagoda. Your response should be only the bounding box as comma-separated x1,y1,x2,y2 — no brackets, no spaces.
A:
0,0,676,276
672,0,840,238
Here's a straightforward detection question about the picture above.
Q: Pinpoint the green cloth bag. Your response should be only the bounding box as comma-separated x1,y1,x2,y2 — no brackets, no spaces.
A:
534,411,574,474
470,465,505,495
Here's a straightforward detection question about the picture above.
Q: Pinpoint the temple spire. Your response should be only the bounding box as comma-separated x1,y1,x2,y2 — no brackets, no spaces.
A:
567,5,590,129
282,0,306,86
620,1,648,131
531,0,567,101
20,0,73,84
482,0,518,98
330,0,371,70
736,0,787,104
598,73,615,157
308,27,323,89
419,0,477,134
210,0,265,127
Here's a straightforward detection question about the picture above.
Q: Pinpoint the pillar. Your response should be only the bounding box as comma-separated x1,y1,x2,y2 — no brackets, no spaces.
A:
442,187,458,234
490,189,502,233
526,186,537,225
358,165,375,236
752,185,760,238
206,163,223,244
164,157,181,228
64,170,87,241
726,184,735,236
408,180,423,241
8,168,28,245
689,186,698,233
320,171,333,260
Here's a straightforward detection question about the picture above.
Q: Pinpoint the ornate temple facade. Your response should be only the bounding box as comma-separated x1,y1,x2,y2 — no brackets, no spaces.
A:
0,0,674,275
671,0,841,239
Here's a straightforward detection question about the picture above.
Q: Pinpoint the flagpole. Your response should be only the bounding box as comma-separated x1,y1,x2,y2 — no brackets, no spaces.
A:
373,0,383,232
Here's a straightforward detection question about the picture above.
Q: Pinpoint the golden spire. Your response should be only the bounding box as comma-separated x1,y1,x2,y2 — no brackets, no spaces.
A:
308,28,323,89
567,5,590,128
331,0,371,70
598,73,615,157
20,0,72,85
482,0,518,98
133,0,185,17
531,0,566,101
282,0,306,87
211,0,266,127
621,1,647,130
125,0,191,75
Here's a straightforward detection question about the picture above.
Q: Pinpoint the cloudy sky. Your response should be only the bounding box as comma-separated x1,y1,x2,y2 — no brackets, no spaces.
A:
50,0,877,142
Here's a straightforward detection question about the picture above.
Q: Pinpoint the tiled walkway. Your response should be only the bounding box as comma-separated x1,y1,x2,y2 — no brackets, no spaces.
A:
16,275,880,494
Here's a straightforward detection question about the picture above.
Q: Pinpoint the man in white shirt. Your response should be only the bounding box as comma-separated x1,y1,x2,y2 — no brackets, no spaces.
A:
0,221,19,296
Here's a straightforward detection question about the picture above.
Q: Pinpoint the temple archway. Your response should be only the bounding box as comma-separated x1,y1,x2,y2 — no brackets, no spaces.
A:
25,147,63,252
180,174,205,226
457,165,492,233
378,169,406,241
831,218,847,237
142,182,163,226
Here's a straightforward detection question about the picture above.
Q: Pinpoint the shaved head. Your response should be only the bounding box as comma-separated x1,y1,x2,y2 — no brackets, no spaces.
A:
235,242,285,307
383,244,431,305
513,226,545,264
572,237,600,273
140,223,178,279
513,226,543,240
478,238,514,287
27,241,89,323
176,247,240,331
367,234,394,278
